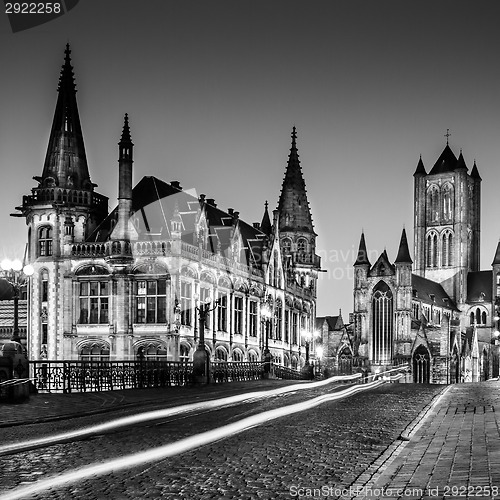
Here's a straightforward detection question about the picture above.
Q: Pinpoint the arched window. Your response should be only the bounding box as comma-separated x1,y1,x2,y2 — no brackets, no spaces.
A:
232,349,243,362
470,312,475,325
297,238,307,252
137,344,168,361
442,184,454,222
427,186,440,223
432,234,438,267
426,233,438,268
442,232,453,267
38,226,53,257
215,347,228,361
372,281,393,364
247,350,258,362
282,238,292,255
80,343,110,362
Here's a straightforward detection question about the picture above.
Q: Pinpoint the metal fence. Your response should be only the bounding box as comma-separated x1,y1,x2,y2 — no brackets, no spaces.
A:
29,360,304,393
29,360,192,393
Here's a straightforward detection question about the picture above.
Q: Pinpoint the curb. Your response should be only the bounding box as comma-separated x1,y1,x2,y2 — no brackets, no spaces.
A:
337,384,451,499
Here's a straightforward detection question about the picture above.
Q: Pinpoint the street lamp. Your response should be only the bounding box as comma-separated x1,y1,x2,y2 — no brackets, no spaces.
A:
192,296,219,384
261,302,272,376
316,345,324,377
301,328,319,379
0,259,34,343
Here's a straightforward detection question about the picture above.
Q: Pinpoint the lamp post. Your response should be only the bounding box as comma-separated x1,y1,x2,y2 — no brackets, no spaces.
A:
261,302,272,377
316,345,324,378
192,297,219,384
0,259,34,344
301,328,319,379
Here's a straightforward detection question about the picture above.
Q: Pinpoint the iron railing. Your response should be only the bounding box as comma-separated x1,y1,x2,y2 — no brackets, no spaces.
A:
29,360,192,393
212,361,263,383
29,360,304,393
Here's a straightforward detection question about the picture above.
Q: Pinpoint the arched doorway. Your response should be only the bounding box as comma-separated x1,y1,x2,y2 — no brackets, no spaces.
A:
413,345,430,383
337,346,353,375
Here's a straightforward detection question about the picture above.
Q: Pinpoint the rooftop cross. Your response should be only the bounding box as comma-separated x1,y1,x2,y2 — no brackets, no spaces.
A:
445,128,451,145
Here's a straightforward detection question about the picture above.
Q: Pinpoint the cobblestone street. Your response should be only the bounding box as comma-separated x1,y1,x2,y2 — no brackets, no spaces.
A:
0,382,443,499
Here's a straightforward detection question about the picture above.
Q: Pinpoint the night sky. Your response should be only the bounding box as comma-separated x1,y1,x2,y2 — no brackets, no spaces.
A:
1,1,500,318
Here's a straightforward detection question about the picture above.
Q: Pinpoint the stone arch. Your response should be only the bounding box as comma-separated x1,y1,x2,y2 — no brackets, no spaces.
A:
134,339,168,361
77,339,110,361
214,345,228,361
412,344,430,383
232,347,244,362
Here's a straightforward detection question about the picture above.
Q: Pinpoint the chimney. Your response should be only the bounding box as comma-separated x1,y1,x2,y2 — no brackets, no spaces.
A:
171,181,182,190
207,198,217,207
228,208,234,215
253,222,260,229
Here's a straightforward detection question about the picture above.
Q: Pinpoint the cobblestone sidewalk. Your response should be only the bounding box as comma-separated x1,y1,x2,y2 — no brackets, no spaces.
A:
345,381,500,500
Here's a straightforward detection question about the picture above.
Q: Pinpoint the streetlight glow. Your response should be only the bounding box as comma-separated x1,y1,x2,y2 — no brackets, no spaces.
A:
11,260,23,271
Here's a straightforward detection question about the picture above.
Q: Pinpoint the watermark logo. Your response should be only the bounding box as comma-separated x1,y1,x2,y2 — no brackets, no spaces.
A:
4,0,79,33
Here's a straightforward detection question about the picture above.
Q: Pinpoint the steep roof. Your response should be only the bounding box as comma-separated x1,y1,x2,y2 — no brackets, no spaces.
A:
470,161,481,180
411,274,458,310
40,44,93,191
492,241,500,266
277,127,315,234
354,232,370,266
413,156,426,176
260,201,272,236
368,250,394,277
316,315,343,331
88,176,266,268
395,228,412,264
466,271,492,303
428,144,460,175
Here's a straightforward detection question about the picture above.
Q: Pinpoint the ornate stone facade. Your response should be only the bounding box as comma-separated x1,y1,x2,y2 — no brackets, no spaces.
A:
13,46,321,366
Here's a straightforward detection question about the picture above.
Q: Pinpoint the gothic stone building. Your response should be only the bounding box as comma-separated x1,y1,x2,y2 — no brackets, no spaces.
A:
350,143,499,383
13,46,321,366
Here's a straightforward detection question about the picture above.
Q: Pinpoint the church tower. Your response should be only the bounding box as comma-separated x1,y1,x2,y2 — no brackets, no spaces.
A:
13,45,108,359
277,127,321,295
413,136,481,306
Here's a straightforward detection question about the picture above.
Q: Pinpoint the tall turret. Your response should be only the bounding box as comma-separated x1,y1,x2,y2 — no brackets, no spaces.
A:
40,43,91,191
109,114,136,254
277,127,320,295
413,138,481,305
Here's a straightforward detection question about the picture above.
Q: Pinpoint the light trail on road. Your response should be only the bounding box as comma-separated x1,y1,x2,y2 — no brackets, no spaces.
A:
0,374,359,457
0,378,388,500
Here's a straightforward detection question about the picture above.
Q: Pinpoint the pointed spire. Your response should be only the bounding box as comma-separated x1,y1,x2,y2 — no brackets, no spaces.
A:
413,155,426,176
471,160,481,180
120,113,133,145
41,44,92,191
395,227,413,264
277,126,315,233
492,240,500,266
260,200,272,235
429,144,458,175
456,150,468,171
354,232,370,266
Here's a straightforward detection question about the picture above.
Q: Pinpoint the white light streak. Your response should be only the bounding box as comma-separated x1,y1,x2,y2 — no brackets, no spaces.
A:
0,373,359,457
0,379,384,500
